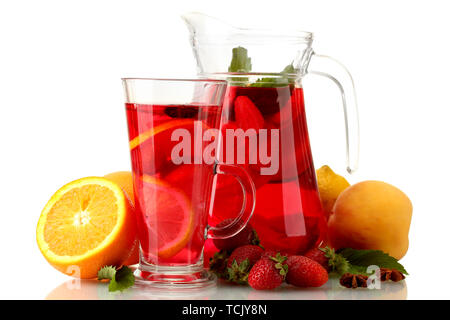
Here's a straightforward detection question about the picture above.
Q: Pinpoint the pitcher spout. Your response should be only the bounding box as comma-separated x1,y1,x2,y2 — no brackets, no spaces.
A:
181,12,234,38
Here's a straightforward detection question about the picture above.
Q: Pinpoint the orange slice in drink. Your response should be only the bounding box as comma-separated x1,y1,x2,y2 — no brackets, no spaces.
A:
129,119,212,175
36,177,136,279
129,119,196,150
138,175,194,259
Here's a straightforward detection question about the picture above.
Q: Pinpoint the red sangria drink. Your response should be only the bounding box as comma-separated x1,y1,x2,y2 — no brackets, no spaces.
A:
126,103,220,266
123,78,256,288
208,83,327,256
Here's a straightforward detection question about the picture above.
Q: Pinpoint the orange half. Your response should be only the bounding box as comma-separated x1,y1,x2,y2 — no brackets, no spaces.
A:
36,177,136,279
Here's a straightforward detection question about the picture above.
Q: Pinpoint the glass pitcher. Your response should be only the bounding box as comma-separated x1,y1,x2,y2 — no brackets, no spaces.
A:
182,12,359,256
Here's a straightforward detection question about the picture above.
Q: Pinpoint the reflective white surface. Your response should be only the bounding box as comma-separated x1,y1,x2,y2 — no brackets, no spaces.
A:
45,277,407,300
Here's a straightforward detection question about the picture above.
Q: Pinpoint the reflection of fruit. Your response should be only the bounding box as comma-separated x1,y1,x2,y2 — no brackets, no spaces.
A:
316,165,350,219
328,181,412,260
139,175,195,259
104,171,139,266
36,177,136,279
286,255,328,287
129,119,202,175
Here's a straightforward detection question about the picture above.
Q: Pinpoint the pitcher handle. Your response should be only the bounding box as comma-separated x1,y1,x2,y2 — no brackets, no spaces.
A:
306,52,360,173
207,163,256,239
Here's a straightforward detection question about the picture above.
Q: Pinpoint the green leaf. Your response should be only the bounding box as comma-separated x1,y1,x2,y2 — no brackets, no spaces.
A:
227,258,251,285
97,265,135,292
319,246,350,275
251,230,264,249
109,266,135,292
228,46,252,73
347,264,370,276
227,46,297,87
339,248,408,275
249,63,297,88
269,252,288,264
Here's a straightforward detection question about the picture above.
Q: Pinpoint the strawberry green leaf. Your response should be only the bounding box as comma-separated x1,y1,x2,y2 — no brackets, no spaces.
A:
339,248,408,275
320,246,351,275
227,258,250,285
97,265,117,281
251,230,264,249
269,253,287,264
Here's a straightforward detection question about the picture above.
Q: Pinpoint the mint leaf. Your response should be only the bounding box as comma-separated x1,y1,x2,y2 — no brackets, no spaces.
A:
109,266,135,292
249,63,297,88
339,248,408,275
97,265,135,292
347,264,370,276
228,46,252,73
227,46,297,87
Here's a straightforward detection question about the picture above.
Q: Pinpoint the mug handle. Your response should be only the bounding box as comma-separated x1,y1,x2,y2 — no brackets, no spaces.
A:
206,162,256,239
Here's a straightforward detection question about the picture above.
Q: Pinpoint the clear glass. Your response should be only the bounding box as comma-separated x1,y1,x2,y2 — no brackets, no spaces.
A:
182,13,359,260
182,12,359,172
122,78,256,289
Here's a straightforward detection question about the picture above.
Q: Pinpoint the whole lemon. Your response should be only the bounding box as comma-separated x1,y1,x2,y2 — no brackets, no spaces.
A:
316,165,350,219
328,180,412,260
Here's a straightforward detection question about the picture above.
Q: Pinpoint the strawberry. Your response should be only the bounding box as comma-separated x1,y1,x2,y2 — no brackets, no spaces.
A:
285,255,328,287
305,246,350,275
304,247,331,272
248,254,288,290
234,96,265,131
212,219,260,251
227,245,264,269
227,245,264,284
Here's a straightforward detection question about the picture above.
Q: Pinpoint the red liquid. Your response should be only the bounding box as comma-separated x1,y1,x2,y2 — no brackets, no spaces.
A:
126,103,221,266
207,86,326,260
126,86,327,267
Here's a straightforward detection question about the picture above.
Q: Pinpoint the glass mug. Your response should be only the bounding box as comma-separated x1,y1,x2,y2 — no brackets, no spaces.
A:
122,78,256,288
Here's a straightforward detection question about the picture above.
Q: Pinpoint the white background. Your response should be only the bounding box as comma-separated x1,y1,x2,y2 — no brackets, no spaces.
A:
1,0,449,299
